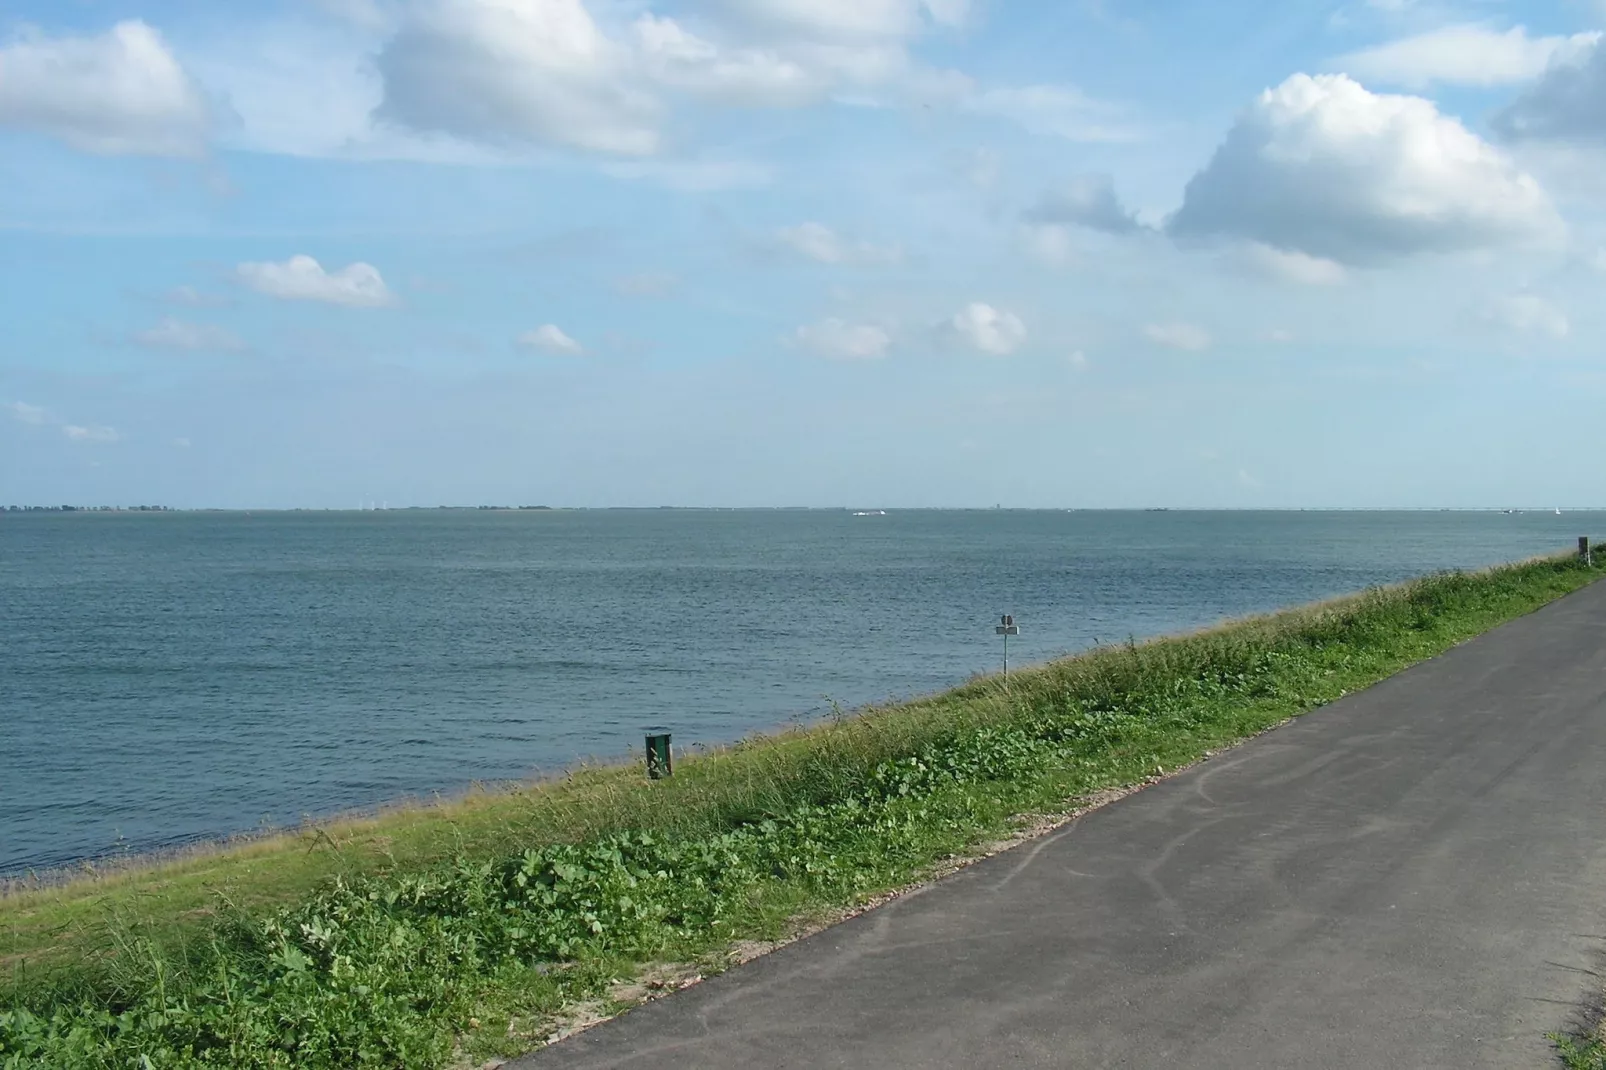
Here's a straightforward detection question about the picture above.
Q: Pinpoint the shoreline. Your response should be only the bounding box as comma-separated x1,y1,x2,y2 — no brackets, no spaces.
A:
3,549,1601,1068
1,548,1591,901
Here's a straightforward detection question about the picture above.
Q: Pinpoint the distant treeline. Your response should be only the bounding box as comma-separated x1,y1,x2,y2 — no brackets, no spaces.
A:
3,505,172,513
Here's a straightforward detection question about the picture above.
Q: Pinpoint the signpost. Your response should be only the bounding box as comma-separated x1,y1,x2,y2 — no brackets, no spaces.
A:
995,614,1020,682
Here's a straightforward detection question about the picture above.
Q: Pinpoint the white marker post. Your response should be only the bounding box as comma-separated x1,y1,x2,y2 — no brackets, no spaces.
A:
995,614,1020,684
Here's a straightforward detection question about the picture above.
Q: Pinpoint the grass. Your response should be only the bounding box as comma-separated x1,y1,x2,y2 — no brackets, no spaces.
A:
2,551,1602,1067
1556,1034,1606,1069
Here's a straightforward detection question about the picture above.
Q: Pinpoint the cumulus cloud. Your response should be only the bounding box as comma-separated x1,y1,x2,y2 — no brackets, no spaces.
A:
518,324,585,354
1144,323,1211,351
5,401,47,425
947,303,1026,356
1023,174,1141,234
1332,24,1599,89
368,0,969,155
1240,243,1348,285
1493,37,1606,144
0,20,211,156
776,222,902,264
63,424,120,444
1169,74,1561,264
236,255,397,307
375,0,663,155
1481,294,1569,338
132,317,247,352
794,318,893,359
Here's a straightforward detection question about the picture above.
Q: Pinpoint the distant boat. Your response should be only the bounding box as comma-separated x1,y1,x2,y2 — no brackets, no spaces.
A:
852,510,887,517
1556,508,1563,515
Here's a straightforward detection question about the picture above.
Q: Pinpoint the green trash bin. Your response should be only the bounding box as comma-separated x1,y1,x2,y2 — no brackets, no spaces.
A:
645,730,672,780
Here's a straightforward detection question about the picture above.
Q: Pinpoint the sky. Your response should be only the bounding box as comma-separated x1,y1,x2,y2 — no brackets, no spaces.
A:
2,0,1606,509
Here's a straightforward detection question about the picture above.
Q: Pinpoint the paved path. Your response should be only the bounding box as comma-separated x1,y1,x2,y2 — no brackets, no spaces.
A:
516,581,1606,1069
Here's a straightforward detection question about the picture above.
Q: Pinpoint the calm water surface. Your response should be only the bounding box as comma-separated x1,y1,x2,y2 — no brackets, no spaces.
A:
1,509,1597,873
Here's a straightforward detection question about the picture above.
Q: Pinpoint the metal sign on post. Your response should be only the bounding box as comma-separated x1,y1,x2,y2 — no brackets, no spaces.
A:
645,730,672,780
995,614,1020,682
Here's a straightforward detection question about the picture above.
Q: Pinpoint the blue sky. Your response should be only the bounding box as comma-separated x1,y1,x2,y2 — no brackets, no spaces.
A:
2,0,1605,508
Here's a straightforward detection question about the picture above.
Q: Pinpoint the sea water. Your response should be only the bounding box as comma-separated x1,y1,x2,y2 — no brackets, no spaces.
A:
1,508,1595,873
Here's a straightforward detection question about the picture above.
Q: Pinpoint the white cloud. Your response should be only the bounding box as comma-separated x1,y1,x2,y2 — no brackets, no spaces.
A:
1265,328,1297,343
1493,37,1606,144
633,15,822,106
175,0,975,163
518,324,586,354
375,0,663,155
1481,293,1569,338
0,20,210,156
1023,174,1141,234
180,19,403,161
1144,323,1212,351
964,84,1136,142
1065,350,1089,370
776,222,902,264
172,437,193,448
62,424,120,444
5,401,47,426
365,0,961,158
794,318,893,359
1169,74,1561,264
132,317,247,352
236,255,396,307
1240,243,1348,285
948,303,1026,355
1332,24,1599,89
661,3,970,112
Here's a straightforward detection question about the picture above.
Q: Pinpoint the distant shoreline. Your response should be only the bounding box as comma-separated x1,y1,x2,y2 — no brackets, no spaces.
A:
6,505,1603,515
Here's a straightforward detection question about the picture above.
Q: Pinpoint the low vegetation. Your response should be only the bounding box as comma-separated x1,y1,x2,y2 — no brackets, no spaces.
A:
1556,1033,1606,1070
2,551,1601,1068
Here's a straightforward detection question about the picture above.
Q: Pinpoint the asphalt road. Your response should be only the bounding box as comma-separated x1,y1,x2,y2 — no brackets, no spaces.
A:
515,580,1606,1069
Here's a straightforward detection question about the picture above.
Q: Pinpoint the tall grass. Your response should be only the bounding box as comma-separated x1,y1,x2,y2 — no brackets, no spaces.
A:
2,552,1600,1068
